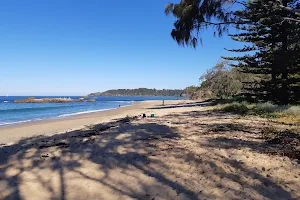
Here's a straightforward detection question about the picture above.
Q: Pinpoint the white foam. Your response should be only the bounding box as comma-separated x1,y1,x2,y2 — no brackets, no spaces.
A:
57,108,116,117
0,104,133,127
57,105,132,118
0,119,33,126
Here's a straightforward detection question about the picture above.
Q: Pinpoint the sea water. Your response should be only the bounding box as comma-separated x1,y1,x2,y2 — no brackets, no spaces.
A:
0,96,180,126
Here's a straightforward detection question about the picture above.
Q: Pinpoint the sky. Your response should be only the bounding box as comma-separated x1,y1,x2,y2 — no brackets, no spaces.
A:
0,0,243,96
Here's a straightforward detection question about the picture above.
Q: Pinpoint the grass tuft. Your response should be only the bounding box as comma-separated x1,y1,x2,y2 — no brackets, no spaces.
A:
283,106,300,116
255,102,287,113
214,101,300,122
217,102,249,114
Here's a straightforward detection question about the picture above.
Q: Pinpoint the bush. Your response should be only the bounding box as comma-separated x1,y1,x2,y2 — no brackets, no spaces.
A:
198,60,244,100
252,103,300,118
214,101,300,121
220,102,249,114
255,102,287,113
283,106,300,116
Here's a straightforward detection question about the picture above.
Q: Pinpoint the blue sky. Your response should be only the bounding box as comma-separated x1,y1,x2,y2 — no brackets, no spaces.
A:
0,0,242,95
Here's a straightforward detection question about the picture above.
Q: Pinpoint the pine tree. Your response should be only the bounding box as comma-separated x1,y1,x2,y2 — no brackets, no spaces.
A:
165,0,300,47
224,0,300,104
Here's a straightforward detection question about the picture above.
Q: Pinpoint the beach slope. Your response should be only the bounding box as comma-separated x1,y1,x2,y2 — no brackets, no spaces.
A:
0,100,299,199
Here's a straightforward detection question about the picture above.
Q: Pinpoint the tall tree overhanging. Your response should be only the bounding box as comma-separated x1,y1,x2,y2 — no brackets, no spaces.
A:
165,0,300,47
222,0,300,104
166,0,300,104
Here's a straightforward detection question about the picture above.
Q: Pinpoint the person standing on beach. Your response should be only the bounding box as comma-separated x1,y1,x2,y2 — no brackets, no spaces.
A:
162,100,164,106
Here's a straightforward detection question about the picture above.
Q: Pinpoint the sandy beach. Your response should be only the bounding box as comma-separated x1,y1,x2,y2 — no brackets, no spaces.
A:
0,101,152,145
0,100,299,200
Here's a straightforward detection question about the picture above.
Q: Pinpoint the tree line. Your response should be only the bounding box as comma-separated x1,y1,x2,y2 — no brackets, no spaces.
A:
166,0,300,104
88,88,184,97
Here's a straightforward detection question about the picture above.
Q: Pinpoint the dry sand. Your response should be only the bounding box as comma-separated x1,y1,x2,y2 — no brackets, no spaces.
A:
0,100,299,200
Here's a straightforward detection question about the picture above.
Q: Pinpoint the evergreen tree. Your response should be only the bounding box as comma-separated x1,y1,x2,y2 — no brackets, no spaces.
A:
223,0,300,104
166,0,300,104
165,0,300,47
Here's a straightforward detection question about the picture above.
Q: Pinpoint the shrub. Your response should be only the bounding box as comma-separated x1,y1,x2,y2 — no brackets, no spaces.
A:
220,102,249,114
214,101,300,122
255,102,287,113
283,106,300,116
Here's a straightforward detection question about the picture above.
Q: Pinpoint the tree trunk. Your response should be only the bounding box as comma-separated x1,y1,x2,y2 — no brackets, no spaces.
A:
280,0,289,105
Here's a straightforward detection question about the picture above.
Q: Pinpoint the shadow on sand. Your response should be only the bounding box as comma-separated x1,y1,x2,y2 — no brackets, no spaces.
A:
0,114,298,199
150,101,213,110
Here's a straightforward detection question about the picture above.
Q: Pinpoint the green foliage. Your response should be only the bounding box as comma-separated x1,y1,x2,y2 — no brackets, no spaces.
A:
251,103,300,118
224,0,300,104
255,103,287,113
215,101,300,119
166,1,300,104
198,60,244,99
166,0,300,47
218,102,249,114
183,85,199,97
165,0,232,47
283,106,300,116
88,88,184,97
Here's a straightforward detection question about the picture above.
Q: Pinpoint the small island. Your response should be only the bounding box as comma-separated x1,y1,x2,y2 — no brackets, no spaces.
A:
14,97,96,103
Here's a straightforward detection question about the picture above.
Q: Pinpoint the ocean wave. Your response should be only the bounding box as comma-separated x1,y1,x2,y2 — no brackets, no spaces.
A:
57,104,132,118
0,104,133,127
0,119,35,126
57,108,117,117
3,101,9,103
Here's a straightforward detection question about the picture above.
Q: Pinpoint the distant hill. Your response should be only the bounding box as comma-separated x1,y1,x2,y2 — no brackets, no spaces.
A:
88,88,185,97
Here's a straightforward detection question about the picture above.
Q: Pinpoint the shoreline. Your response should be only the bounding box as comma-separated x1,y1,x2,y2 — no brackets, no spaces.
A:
0,104,133,128
1,99,299,199
0,100,165,144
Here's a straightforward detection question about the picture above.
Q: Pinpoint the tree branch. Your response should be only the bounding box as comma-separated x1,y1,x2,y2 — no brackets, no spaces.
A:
275,0,300,16
195,21,248,26
283,17,300,22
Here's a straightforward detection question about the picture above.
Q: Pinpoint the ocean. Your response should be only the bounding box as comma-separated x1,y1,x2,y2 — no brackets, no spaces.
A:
0,96,180,127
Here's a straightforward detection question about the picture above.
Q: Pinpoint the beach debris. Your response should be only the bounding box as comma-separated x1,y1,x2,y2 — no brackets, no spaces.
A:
0,143,6,147
94,124,115,132
41,154,49,158
39,142,68,149
116,117,131,123
82,137,96,143
261,128,300,160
